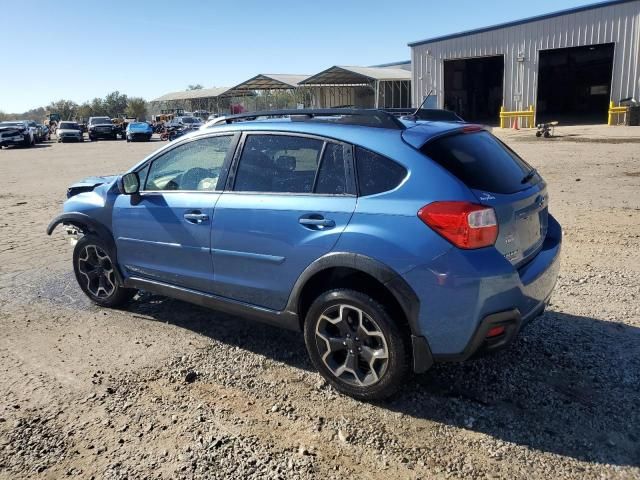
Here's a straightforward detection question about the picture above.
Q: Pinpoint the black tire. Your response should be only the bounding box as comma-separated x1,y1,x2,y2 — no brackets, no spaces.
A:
535,131,542,137
89,135,96,141
303,289,410,401
544,131,551,138
72,235,136,308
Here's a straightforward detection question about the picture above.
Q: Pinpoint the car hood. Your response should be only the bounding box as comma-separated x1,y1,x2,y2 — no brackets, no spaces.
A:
0,125,23,132
58,128,81,134
67,175,118,198
90,123,114,127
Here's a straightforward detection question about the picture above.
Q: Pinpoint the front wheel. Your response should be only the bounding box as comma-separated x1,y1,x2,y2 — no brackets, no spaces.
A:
73,235,136,308
304,289,410,400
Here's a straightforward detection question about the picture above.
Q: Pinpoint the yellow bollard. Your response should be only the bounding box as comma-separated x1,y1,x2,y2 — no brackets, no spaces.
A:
608,100,614,126
529,105,534,128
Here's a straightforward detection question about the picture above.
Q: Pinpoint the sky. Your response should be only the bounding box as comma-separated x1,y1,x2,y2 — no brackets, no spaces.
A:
0,0,603,113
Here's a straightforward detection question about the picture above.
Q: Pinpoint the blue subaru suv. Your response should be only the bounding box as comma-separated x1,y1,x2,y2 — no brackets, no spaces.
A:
48,109,561,400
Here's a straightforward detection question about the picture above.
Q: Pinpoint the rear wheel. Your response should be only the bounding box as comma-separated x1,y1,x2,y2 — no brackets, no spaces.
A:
73,235,136,308
304,289,409,400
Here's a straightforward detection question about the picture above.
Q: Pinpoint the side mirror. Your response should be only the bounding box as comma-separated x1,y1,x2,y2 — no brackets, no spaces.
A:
121,172,140,195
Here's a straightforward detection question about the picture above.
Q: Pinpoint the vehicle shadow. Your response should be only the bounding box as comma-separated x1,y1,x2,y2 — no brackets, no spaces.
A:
393,310,640,468
128,294,639,467
1,143,52,150
129,292,311,368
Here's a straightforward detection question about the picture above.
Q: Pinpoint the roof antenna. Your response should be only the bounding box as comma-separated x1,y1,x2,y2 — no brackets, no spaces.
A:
412,89,433,117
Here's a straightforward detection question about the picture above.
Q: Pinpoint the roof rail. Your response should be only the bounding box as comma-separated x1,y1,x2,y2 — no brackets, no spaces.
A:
223,108,406,130
382,108,464,122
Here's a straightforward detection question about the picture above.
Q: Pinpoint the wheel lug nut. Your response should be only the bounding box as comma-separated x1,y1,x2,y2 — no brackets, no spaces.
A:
342,341,347,346
349,350,354,354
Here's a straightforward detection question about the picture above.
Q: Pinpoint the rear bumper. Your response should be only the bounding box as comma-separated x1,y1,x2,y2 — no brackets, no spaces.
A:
404,214,562,359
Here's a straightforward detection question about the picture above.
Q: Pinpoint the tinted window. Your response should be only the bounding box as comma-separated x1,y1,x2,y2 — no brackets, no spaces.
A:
234,135,323,193
420,131,532,194
355,147,407,196
315,143,348,194
145,136,232,191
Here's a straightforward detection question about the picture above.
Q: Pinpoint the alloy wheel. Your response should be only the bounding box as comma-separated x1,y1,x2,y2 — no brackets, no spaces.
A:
77,245,116,298
315,304,389,387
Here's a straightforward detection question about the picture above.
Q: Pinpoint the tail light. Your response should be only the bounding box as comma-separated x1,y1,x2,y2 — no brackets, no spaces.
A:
418,201,498,249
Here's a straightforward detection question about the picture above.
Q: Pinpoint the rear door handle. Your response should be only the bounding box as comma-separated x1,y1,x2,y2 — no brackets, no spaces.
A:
184,211,209,224
299,215,335,229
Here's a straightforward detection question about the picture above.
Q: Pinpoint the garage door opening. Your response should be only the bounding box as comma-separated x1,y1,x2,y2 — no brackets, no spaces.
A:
537,43,615,124
444,56,504,124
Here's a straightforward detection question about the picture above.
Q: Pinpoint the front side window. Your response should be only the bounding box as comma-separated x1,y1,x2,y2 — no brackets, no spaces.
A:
145,135,232,191
234,135,324,193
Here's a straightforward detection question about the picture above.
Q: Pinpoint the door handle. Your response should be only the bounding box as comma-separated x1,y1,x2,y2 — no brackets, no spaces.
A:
299,215,335,229
184,212,209,224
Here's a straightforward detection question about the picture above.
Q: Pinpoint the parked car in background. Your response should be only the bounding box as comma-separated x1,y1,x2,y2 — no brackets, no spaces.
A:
88,116,120,141
48,108,561,400
168,116,203,129
126,122,153,142
35,123,50,141
199,116,227,130
57,121,84,143
192,110,210,119
0,121,35,148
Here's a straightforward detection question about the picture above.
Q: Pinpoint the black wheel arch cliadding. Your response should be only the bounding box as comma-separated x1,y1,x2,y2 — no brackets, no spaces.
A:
285,252,433,373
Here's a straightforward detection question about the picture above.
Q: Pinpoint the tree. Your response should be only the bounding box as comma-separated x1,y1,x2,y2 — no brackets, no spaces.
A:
187,84,204,90
125,97,148,120
76,102,93,121
102,91,128,118
46,100,78,120
89,97,106,116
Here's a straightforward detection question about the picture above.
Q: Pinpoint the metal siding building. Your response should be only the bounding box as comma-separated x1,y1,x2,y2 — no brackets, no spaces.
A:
409,0,640,123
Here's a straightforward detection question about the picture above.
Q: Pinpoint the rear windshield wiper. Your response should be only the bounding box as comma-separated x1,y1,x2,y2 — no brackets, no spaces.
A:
521,168,538,184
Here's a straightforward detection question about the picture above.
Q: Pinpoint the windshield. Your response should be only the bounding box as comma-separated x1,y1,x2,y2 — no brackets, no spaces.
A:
0,122,23,127
181,117,199,124
129,122,148,128
90,117,111,125
59,122,80,129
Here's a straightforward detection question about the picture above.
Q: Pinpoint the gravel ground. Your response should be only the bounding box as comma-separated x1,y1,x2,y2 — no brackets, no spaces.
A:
0,127,639,479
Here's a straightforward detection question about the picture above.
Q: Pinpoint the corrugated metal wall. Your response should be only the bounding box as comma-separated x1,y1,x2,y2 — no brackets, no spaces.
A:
411,1,640,115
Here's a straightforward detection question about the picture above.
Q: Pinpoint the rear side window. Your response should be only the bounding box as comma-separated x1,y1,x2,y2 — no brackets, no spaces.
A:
355,147,407,196
420,131,532,194
315,143,348,194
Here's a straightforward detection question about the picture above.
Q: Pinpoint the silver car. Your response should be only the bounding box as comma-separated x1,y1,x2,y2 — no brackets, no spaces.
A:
57,121,84,143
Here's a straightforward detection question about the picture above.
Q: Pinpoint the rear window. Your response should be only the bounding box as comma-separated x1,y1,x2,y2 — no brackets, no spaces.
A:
356,147,407,196
420,131,533,194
